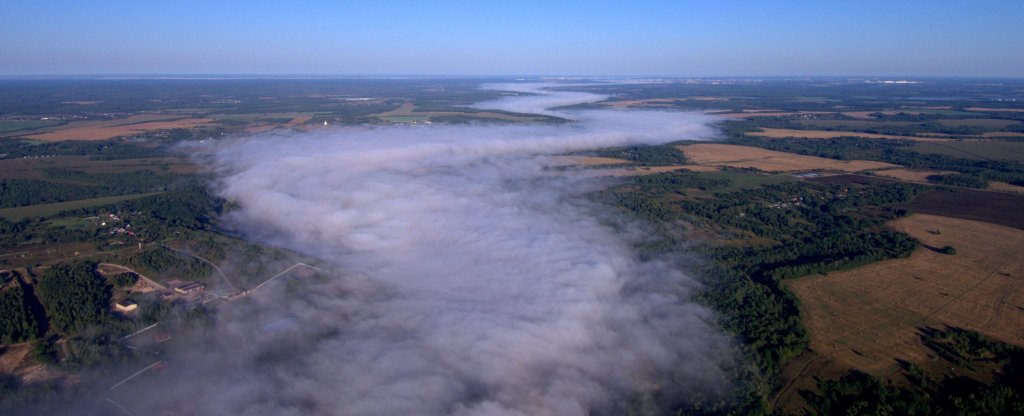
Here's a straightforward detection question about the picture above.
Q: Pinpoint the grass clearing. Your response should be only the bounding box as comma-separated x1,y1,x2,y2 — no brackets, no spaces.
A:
0,192,162,221
0,119,66,135
678,143,897,173
871,167,956,183
0,156,198,181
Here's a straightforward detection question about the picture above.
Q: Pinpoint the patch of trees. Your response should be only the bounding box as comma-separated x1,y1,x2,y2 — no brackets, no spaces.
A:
35,261,110,335
0,138,164,160
591,144,689,165
630,170,732,193
927,173,989,189
0,282,41,344
112,272,138,288
809,329,1024,416
113,183,225,236
129,247,211,279
0,168,189,208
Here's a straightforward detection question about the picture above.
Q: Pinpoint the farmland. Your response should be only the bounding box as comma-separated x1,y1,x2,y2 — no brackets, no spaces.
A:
908,140,1024,162
784,214,1024,403
747,127,945,141
678,143,896,172
902,189,1024,229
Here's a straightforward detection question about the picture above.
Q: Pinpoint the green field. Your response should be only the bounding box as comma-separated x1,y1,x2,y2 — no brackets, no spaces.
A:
0,119,66,136
935,118,1021,128
908,140,1024,162
0,192,163,221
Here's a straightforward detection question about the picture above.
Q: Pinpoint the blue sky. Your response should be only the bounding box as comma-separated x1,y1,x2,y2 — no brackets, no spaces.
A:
1,0,1022,76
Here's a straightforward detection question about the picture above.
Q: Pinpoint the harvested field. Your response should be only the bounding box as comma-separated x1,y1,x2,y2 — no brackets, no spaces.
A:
22,115,215,141
748,127,946,142
981,132,1024,138
903,189,1024,229
988,181,1024,194
678,143,897,173
786,214,1024,378
284,115,312,127
871,168,955,183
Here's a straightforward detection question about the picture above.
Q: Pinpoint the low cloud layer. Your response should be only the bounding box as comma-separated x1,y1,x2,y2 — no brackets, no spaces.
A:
113,84,733,415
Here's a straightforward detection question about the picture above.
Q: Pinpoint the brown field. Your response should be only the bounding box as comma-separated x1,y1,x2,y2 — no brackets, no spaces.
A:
903,189,1024,229
748,127,946,142
0,156,198,181
678,143,897,173
284,115,312,127
23,115,215,141
987,181,1024,194
871,168,954,183
787,214,1024,378
965,107,1024,113
981,132,1024,138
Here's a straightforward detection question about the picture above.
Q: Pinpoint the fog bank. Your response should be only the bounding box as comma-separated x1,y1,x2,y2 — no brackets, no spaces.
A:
122,83,732,415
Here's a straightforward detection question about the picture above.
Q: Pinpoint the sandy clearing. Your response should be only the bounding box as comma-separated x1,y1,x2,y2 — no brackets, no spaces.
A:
787,214,1024,376
678,143,896,173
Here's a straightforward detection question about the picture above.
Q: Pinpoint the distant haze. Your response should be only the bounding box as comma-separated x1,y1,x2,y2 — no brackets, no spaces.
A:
1,1,1022,77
